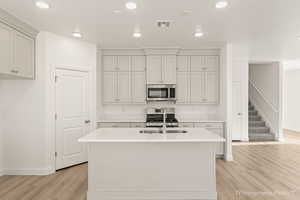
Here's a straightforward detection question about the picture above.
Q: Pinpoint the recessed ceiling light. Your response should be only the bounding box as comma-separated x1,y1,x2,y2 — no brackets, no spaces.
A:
298,36,300,40
126,2,137,10
216,1,228,9
72,32,82,38
35,1,50,9
113,10,121,14
194,32,204,38
133,32,141,38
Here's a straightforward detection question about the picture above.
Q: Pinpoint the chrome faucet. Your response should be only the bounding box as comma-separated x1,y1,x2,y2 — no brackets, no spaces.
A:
162,108,167,134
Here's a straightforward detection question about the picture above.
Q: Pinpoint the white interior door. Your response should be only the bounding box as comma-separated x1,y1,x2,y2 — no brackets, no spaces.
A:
55,69,90,170
232,83,243,140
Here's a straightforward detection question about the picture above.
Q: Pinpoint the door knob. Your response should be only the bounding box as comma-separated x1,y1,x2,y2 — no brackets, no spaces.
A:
237,113,242,116
85,120,91,124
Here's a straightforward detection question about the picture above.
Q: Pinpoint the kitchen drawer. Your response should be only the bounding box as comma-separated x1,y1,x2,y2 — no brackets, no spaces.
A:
97,122,131,128
194,122,223,129
130,123,146,128
179,123,194,128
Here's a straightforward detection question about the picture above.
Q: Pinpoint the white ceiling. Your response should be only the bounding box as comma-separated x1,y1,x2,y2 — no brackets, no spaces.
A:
1,0,300,60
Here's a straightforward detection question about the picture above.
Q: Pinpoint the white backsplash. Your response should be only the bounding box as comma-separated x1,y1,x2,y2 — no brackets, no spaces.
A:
98,103,224,122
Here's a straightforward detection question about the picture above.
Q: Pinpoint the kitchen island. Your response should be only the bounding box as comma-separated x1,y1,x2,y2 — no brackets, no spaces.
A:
79,128,225,200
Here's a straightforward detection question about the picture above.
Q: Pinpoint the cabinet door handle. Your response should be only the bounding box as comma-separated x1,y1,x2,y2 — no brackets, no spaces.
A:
85,120,91,124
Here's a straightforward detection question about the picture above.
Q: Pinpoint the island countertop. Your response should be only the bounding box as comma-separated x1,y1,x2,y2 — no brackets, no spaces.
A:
78,128,225,143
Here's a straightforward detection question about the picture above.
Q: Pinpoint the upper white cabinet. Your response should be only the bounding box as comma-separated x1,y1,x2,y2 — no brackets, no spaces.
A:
102,55,146,104
0,21,36,79
13,32,34,78
191,56,218,72
177,55,219,104
132,56,146,71
0,23,13,75
103,56,130,71
146,55,176,84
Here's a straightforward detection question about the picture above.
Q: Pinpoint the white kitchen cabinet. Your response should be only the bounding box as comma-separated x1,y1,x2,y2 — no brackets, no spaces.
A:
0,22,35,79
163,55,177,84
118,72,131,103
146,55,162,84
132,71,146,103
103,56,131,71
177,55,219,104
191,56,218,72
146,55,176,84
103,56,117,71
103,71,131,103
177,56,190,72
103,56,146,104
194,122,224,155
13,32,34,78
190,72,206,103
103,72,117,103
132,56,146,71
177,72,190,103
0,23,13,75
98,122,131,128
117,56,131,71
205,72,218,103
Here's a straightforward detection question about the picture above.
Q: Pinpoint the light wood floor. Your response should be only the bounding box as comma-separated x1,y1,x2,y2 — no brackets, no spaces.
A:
1,131,299,200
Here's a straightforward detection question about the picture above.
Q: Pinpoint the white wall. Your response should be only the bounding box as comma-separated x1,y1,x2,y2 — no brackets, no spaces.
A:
0,31,97,175
249,62,283,140
283,69,300,132
0,103,3,175
249,63,280,108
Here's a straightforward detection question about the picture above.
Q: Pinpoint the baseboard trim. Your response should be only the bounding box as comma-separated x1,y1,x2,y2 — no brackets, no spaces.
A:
87,189,217,200
3,167,55,176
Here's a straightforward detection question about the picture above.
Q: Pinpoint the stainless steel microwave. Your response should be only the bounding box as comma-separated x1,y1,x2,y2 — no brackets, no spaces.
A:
147,84,176,101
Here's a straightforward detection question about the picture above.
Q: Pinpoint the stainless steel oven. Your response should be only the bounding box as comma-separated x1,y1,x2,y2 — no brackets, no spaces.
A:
146,84,176,101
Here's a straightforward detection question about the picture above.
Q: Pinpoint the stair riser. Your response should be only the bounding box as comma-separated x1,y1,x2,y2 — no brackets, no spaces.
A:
249,111,258,116
249,116,261,121
249,121,265,127
249,128,269,133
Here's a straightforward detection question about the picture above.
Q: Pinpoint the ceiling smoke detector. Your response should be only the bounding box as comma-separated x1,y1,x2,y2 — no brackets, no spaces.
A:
157,21,171,28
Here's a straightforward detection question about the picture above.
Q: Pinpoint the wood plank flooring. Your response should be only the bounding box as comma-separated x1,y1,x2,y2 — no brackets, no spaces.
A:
0,131,299,200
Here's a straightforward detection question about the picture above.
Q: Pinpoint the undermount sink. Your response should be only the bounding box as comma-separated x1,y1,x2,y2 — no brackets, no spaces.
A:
139,129,187,134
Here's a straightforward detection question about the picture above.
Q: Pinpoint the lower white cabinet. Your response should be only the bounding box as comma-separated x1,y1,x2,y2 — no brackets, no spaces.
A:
0,22,35,79
194,122,224,155
97,122,145,128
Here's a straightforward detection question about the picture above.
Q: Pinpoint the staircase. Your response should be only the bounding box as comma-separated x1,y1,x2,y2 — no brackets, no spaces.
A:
248,102,274,141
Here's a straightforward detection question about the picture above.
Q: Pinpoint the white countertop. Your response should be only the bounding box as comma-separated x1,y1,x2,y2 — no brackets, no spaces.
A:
79,128,225,143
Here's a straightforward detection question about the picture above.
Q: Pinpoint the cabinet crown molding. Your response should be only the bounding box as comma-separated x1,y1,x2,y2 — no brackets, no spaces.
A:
144,48,180,55
0,8,38,38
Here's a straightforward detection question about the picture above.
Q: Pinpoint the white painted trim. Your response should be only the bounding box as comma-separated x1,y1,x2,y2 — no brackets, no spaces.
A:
3,167,54,176
144,48,180,55
178,49,220,56
0,8,38,38
87,189,217,200
223,44,233,162
102,49,145,56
